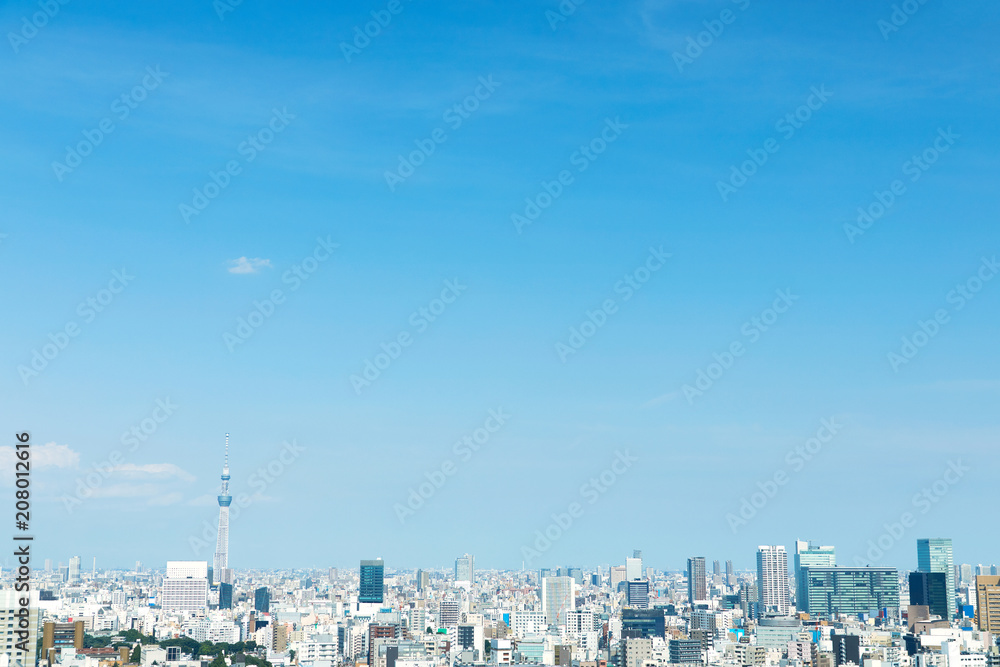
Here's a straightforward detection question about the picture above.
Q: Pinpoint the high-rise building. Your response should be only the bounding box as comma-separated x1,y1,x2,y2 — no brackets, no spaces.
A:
213,434,233,586
541,576,575,626
794,541,835,607
40,619,82,664
218,583,233,610
909,572,947,619
161,561,209,611
255,587,270,613
455,554,475,585
832,634,861,667
621,609,665,639
622,638,653,667
43,559,52,573
713,561,721,576
668,639,703,664
626,557,643,581
2,591,40,667
975,575,1000,632
439,599,461,627
610,566,627,590
798,567,899,619
917,538,955,620
360,559,385,604
416,569,429,592
68,556,81,584
626,580,650,609
756,546,790,616
687,557,707,603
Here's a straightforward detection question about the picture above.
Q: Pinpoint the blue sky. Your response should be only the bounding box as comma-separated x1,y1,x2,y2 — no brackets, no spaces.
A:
1,0,998,574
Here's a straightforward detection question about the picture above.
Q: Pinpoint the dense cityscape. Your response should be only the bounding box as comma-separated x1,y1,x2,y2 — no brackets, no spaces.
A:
3,539,999,667
3,453,998,667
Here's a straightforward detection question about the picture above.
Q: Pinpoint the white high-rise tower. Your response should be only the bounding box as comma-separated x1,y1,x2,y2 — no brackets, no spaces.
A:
756,545,790,616
213,433,232,586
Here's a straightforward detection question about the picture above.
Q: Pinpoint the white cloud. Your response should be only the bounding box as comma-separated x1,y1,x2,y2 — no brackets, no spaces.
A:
87,483,163,499
641,391,680,408
0,441,79,472
148,492,184,506
112,462,196,482
227,256,272,274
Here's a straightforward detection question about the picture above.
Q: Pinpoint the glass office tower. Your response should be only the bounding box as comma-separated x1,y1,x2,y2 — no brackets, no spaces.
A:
917,538,955,620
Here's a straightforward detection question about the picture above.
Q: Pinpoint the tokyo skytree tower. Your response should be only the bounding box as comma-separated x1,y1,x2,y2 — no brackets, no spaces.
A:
213,433,232,585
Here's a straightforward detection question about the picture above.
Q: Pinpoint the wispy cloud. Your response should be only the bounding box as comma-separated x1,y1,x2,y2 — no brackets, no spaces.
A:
0,442,79,471
112,462,196,482
227,256,272,274
641,391,680,408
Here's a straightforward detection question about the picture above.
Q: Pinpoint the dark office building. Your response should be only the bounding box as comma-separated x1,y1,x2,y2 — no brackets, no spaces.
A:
255,586,271,613
909,571,948,619
621,609,665,639
360,559,385,604
457,625,478,650
832,634,860,667
219,583,233,609
669,638,703,664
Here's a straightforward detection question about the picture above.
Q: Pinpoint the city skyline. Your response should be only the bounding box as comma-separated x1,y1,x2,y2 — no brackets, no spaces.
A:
2,1,998,572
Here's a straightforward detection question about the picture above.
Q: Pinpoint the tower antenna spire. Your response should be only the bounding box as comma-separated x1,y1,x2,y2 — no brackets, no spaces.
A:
215,432,232,586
